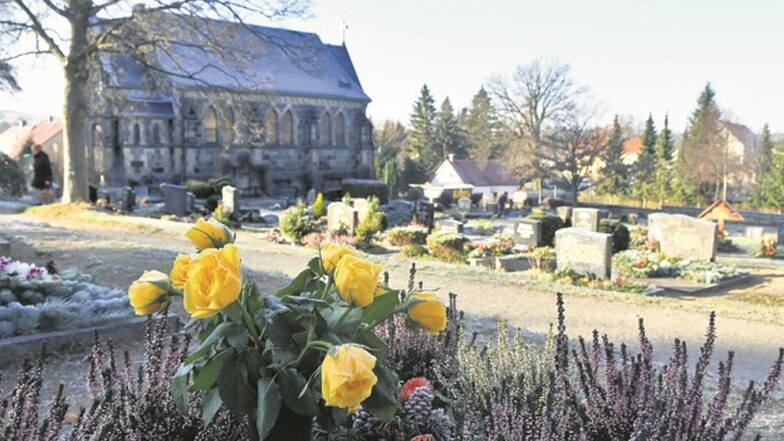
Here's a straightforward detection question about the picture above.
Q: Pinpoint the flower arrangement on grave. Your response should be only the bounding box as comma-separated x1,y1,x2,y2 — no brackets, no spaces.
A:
127,217,448,440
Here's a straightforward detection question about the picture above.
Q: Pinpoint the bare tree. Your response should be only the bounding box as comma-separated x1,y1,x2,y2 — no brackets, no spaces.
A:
538,105,608,206
0,0,310,202
488,58,585,185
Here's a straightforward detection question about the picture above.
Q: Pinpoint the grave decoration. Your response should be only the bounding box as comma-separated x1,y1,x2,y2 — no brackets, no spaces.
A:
698,199,744,240
127,220,448,441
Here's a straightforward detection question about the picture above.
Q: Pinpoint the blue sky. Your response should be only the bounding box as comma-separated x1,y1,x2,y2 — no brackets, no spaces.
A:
2,0,783,133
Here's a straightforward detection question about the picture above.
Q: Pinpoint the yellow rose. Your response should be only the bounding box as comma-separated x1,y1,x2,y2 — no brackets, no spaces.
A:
186,218,234,251
406,292,447,336
334,255,381,308
321,345,378,409
169,254,193,290
183,244,242,319
128,270,171,316
321,242,363,273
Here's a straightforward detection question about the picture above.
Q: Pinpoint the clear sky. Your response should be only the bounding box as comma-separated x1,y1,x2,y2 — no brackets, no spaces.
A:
2,0,783,133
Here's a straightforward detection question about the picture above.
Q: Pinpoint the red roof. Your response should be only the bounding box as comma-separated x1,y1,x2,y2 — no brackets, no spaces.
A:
9,121,62,158
448,159,518,186
622,136,642,156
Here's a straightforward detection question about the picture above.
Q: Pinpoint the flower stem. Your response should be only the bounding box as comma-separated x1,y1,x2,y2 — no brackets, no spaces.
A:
238,301,261,346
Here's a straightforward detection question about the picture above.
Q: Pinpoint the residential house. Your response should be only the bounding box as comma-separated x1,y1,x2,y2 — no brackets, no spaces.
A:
424,155,519,201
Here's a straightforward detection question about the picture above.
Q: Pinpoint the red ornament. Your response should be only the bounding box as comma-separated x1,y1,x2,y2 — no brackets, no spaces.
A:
410,435,434,441
399,377,434,402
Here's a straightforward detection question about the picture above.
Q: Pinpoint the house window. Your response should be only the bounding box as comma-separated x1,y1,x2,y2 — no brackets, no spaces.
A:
320,112,331,145
152,124,161,145
203,107,218,143
281,110,294,145
335,113,345,146
132,123,141,145
265,110,278,144
223,108,235,145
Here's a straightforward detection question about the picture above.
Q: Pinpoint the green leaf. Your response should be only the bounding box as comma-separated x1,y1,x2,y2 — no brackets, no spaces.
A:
355,331,389,360
307,256,323,277
361,365,398,421
361,291,398,325
257,377,282,440
184,322,233,365
276,268,312,298
322,305,362,334
191,357,223,391
223,301,243,323
226,324,249,349
277,368,320,416
172,364,191,414
218,355,255,416
200,387,221,426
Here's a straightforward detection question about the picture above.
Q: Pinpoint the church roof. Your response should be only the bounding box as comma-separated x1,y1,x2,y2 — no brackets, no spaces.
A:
97,14,370,103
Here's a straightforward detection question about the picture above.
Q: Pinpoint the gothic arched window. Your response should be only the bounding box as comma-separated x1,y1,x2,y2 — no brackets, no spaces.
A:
265,110,278,144
281,110,294,145
203,107,218,143
320,112,332,145
152,124,161,145
335,113,346,146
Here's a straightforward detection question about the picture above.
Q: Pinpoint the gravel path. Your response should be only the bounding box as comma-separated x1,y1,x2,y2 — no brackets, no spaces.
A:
0,210,782,436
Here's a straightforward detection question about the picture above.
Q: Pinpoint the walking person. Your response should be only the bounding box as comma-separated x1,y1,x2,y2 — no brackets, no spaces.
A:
31,143,53,205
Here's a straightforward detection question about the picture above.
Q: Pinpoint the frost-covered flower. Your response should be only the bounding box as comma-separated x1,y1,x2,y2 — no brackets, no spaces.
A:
26,266,51,281
0,256,11,271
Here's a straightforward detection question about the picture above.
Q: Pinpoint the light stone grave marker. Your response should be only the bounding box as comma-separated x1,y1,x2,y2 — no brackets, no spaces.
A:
435,218,464,234
555,227,612,279
654,214,717,261
457,197,472,213
501,219,543,247
222,185,239,219
327,202,359,234
353,198,370,225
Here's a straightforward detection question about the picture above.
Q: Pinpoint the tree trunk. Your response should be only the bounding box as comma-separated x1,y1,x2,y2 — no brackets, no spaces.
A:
61,4,91,203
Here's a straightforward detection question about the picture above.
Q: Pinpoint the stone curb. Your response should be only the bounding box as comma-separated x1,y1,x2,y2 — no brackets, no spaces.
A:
0,316,180,367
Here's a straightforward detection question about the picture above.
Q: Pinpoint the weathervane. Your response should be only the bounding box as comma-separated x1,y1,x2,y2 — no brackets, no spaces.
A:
342,20,349,45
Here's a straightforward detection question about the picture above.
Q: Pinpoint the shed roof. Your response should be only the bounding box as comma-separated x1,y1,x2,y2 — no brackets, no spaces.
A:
445,159,518,186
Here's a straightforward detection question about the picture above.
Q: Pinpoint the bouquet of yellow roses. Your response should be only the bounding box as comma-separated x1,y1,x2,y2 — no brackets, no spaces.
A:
127,218,448,440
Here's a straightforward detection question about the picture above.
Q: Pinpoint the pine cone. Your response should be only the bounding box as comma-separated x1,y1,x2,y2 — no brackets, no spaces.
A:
352,406,380,438
428,408,454,439
403,386,433,425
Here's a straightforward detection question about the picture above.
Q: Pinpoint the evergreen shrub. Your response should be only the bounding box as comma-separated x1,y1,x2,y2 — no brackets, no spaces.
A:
599,218,631,253
279,202,315,243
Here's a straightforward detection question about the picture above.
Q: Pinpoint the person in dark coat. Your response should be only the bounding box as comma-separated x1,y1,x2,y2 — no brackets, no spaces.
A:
31,143,52,204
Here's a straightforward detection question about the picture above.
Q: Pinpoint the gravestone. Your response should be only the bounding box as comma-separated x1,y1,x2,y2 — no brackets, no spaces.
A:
186,192,196,214
647,212,670,244
778,221,784,246
745,226,765,239
512,219,543,247
160,184,188,216
134,185,149,201
627,213,639,225
327,202,359,234
655,214,717,261
414,201,435,232
572,208,601,231
118,187,135,213
306,188,317,205
457,197,472,213
557,206,573,225
353,198,370,225
385,199,414,227
555,228,612,279
222,185,240,220
435,218,464,234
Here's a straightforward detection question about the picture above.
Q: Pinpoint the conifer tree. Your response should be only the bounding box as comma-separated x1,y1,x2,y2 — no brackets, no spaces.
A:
595,115,628,201
754,124,775,209
407,85,437,180
652,114,675,206
673,83,725,205
461,87,504,160
430,97,465,168
632,114,657,206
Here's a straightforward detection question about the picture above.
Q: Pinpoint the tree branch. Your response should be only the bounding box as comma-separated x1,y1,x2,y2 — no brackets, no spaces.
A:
9,0,66,62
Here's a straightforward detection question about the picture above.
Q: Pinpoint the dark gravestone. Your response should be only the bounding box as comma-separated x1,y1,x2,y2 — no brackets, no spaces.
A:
118,187,135,213
778,221,784,246
555,228,612,279
572,208,601,231
186,192,196,214
160,183,188,216
435,218,464,234
512,219,543,247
